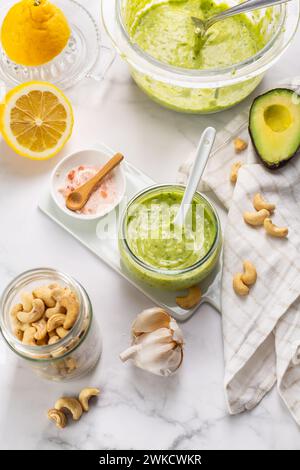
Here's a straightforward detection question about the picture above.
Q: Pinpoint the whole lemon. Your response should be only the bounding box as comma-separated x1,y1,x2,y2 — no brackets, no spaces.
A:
1,0,71,66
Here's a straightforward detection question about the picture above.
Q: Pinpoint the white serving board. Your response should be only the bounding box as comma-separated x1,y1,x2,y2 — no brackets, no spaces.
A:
38,147,221,322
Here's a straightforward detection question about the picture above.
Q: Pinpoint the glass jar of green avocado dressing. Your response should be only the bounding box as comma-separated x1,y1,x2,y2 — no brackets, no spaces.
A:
119,185,222,290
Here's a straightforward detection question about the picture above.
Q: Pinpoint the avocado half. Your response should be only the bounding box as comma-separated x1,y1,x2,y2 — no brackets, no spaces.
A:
249,88,300,169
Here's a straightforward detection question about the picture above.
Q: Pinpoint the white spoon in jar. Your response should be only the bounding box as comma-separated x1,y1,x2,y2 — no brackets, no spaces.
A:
174,126,216,227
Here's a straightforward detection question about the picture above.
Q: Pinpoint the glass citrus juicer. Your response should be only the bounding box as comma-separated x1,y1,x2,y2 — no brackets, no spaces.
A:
0,0,115,89
101,0,300,113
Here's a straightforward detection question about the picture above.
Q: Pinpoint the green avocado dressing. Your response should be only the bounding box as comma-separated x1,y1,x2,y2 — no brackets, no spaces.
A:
130,0,265,70
125,189,217,271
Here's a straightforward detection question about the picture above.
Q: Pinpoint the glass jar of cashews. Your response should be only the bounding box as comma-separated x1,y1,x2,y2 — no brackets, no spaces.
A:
0,268,102,381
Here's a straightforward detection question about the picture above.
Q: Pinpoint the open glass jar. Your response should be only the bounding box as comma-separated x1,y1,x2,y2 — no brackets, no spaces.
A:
119,184,222,291
102,0,300,113
0,268,102,381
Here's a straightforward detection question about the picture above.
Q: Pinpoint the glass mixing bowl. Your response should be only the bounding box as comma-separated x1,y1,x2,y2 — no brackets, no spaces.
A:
102,0,300,113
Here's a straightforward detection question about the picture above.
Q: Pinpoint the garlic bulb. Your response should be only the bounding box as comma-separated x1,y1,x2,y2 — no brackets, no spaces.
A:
120,308,184,376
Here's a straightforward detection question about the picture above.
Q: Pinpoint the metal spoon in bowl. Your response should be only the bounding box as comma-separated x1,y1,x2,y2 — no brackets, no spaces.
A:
174,126,216,227
192,0,291,38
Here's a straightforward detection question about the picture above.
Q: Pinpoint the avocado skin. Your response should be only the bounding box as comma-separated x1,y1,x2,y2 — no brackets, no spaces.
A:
248,88,300,170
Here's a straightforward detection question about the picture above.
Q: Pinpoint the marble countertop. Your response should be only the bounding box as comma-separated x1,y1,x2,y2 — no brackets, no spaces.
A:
0,0,300,451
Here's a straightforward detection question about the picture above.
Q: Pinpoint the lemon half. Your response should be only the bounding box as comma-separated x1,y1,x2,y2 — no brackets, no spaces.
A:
1,81,74,160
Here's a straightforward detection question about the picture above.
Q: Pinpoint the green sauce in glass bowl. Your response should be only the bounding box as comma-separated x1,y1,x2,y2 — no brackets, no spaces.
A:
102,0,298,114
124,0,270,113
131,0,265,71
119,185,222,290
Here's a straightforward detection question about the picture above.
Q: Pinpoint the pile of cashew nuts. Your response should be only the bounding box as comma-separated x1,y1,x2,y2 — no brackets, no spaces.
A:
229,139,288,297
243,192,288,238
232,192,288,296
47,387,100,429
229,139,288,239
10,283,80,347
230,138,248,184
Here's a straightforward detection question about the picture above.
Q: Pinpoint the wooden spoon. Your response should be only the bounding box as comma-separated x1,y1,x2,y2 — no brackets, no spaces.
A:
66,153,124,212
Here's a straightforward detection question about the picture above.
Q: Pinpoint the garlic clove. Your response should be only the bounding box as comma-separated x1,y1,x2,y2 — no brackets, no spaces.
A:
147,347,183,377
133,341,179,376
132,308,171,336
169,318,184,344
119,329,173,362
135,328,174,346
119,344,141,362
120,308,184,376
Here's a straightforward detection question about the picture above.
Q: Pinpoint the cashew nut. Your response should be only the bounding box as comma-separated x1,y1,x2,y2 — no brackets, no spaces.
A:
176,286,202,309
20,291,34,312
22,326,37,346
17,298,45,324
36,337,48,346
243,209,270,226
79,388,100,412
33,286,56,308
56,363,68,377
67,336,80,350
230,161,242,184
10,303,23,317
48,335,60,345
51,346,68,358
48,283,59,290
233,273,249,296
47,409,67,429
241,260,257,286
53,289,79,330
52,287,69,300
45,301,65,319
264,218,288,238
14,329,23,341
47,314,66,332
10,303,24,340
55,367,68,377
65,357,77,372
56,327,69,339
253,193,275,212
61,293,79,330
234,137,248,153
32,317,47,341
20,322,31,332
55,397,83,421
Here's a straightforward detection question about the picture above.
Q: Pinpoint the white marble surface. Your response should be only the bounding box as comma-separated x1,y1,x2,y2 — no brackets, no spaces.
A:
0,0,300,450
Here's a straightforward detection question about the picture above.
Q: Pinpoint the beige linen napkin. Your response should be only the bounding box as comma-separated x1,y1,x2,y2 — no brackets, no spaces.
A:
178,79,300,425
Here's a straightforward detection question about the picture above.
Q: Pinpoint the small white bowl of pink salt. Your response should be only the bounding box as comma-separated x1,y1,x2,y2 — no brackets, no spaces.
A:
51,147,126,220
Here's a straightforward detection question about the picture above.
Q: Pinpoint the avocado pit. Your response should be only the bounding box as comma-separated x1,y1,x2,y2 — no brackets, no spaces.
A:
264,104,292,133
